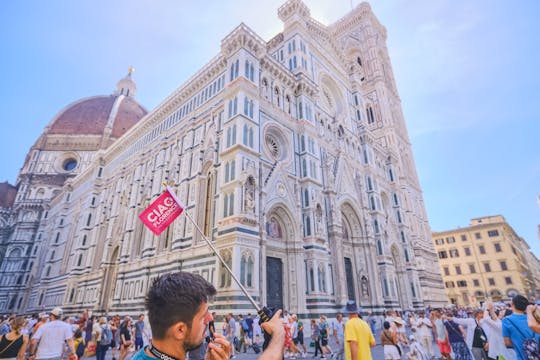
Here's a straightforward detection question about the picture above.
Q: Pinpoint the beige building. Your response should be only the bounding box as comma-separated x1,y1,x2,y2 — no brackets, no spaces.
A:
0,0,446,316
433,215,539,305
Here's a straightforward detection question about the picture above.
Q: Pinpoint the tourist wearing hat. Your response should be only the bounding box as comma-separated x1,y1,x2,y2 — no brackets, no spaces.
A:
341,301,375,360
406,335,429,360
29,307,77,360
394,317,408,352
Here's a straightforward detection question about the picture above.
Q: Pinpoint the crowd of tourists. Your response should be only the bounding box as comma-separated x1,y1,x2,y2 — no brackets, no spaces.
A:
2,290,540,360
0,309,151,360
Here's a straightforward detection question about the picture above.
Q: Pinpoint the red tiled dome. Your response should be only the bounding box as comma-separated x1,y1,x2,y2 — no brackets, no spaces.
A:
48,95,147,137
0,182,17,208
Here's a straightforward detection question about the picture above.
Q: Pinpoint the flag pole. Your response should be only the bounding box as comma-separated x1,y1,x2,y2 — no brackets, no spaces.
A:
165,184,261,313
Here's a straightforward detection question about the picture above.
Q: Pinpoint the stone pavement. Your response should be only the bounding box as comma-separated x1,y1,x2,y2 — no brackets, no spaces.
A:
91,334,441,360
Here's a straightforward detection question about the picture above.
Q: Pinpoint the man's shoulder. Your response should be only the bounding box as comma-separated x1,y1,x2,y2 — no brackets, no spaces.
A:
131,348,154,360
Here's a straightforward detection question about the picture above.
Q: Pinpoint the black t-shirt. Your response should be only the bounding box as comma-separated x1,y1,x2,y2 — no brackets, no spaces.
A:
0,334,23,358
472,322,487,348
121,326,131,343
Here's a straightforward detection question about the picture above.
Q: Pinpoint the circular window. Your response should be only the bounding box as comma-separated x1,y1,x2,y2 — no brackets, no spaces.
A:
63,159,78,171
265,134,280,159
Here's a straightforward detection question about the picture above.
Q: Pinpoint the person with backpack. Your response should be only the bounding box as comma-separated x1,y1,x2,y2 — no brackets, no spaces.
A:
95,317,112,360
502,295,540,360
73,329,86,359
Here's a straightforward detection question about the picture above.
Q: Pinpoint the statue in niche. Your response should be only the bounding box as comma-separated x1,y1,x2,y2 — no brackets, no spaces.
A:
244,177,255,214
315,204,323,234
266,217,282,238
324,154,335,187
361,275,369,297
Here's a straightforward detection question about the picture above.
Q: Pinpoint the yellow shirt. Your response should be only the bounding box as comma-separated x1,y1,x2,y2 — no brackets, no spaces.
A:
344,317,375,360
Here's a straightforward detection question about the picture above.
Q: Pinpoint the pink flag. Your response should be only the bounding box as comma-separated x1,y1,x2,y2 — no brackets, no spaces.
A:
139,187,184,235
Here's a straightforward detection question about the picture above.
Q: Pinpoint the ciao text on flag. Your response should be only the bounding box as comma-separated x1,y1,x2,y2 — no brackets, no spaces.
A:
139,187,184,235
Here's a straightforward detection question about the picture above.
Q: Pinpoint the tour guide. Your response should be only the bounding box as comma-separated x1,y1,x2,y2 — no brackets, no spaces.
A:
131,271,285,360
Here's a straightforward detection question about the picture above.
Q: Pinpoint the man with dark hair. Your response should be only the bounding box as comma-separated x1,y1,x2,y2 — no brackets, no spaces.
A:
502,294,540,360
131,271,285,360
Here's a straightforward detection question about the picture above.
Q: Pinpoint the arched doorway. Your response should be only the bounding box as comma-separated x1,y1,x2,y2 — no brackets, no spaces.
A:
264,205,298,312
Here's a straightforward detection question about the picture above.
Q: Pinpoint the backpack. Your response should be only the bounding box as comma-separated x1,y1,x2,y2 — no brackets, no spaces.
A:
507,318,540,360
523,338,540,360
76,341,86,357
100,325,113,346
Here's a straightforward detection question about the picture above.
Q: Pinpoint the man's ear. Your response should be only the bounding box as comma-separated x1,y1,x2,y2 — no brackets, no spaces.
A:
170,321,188,341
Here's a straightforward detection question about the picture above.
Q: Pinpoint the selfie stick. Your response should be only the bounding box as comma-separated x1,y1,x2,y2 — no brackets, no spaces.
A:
166,185,272,323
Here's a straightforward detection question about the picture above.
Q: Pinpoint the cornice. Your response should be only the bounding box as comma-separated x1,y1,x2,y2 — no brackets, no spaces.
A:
220,23,267,59
259,56,296,88
330,2,387,41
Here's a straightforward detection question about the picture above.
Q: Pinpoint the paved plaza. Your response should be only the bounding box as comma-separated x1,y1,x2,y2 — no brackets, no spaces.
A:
89,329,441,360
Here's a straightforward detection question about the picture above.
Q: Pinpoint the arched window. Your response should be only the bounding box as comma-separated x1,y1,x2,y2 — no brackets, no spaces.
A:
303,189,309,207
230,160,236,181
82,235,87,246
309,267,315,292
370,196,376,211
248,128,254,147
45,266,51,277
249,64,254,81
50,251,55,261
86,214,92,227
373,220,380,234
240,252,254,287
243,125,248,146
69,288,75,303
377,239,383,255
219,251,232,288
77,254,83,267
303,215,311,236
247,256,253,287
54,232,60,243
367,106,375,124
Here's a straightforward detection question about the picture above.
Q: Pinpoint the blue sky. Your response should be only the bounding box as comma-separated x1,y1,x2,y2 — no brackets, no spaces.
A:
1,0,539,257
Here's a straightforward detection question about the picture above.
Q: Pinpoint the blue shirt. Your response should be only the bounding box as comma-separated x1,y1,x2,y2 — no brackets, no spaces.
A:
502,313,539,360
131,347,156,360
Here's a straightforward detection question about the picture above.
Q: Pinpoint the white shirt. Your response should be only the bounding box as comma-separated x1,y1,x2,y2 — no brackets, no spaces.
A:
415,318,433,338
33,320,73,359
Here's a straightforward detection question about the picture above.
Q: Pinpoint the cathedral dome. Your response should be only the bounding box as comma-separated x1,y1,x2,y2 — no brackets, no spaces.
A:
48,95,146,138
46,68,147,139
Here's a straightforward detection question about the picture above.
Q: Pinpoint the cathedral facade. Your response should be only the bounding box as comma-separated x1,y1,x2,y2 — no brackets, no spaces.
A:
0,0,446,316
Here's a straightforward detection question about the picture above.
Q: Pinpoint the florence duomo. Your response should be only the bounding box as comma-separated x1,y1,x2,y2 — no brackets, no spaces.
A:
0,0,446,316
